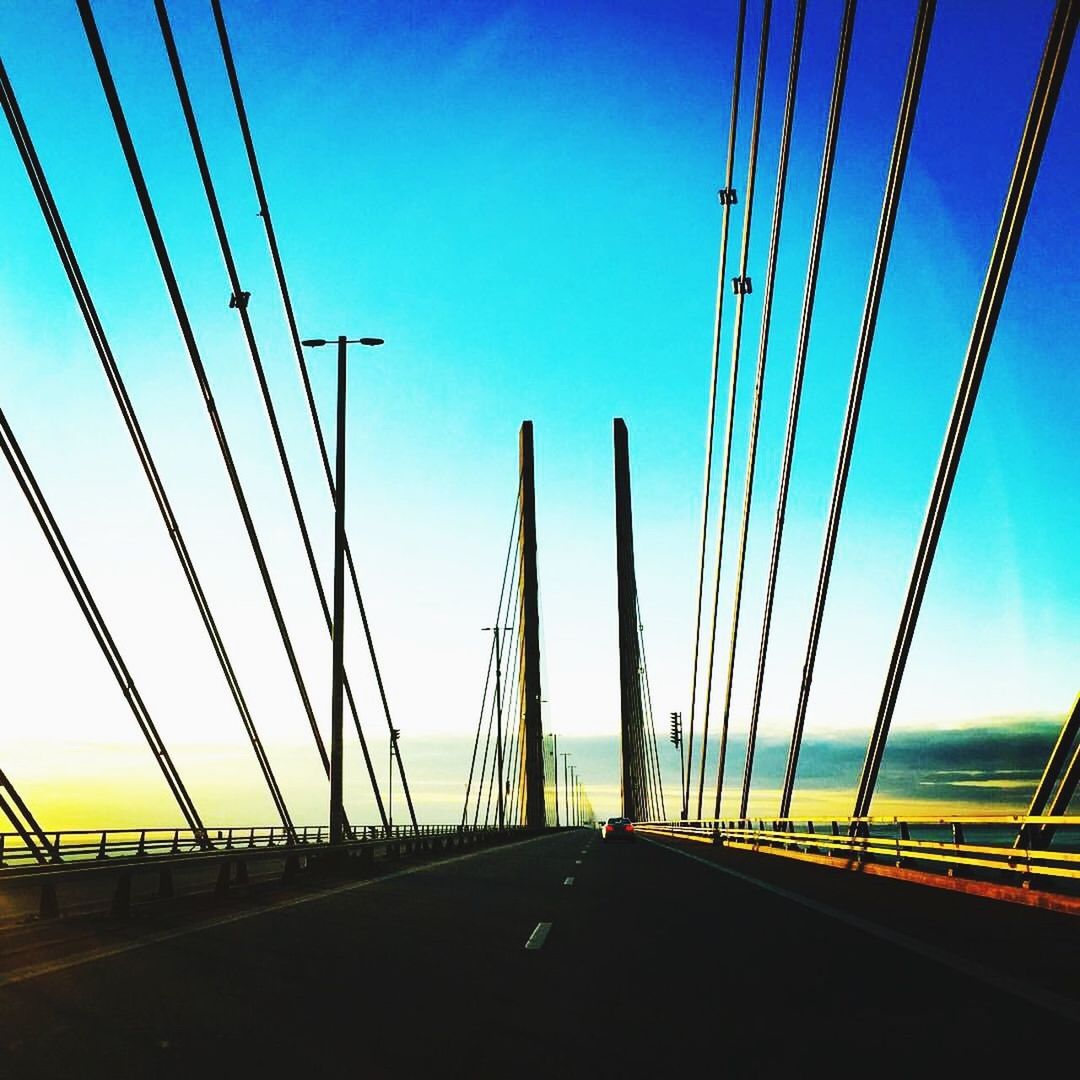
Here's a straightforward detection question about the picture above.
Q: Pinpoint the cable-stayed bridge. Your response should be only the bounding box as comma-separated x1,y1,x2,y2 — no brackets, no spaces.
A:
1,0,1078,1074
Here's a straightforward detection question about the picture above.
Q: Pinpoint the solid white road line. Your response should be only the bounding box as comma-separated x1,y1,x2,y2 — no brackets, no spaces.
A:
0,832,561,990
645,836,1080,1023
525,922,552,950
563,877,575,886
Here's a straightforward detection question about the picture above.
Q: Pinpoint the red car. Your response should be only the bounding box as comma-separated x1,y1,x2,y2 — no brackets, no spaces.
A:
601,817,635,842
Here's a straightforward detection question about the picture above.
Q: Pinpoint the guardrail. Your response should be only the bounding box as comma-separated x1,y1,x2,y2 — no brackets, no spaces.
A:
0,823,527,919
0,823,457,871
634,816,1080,899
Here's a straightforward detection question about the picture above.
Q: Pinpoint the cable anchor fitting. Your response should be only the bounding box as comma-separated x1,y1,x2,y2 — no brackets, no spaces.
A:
731,276,752,295
229,291,251,310
717,187,738,206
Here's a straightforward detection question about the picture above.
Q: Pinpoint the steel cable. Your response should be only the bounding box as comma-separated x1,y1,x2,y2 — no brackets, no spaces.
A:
0,51,298,842
696,0,773,818
715,0,805,819
464,491,522,823
0,407,207,841
779,0,935,818
852,0,1077,822
738,0,855,824
76,0,341,812
0,768,56,864
207,0,422,829
685,0,749,821
155,0,390,827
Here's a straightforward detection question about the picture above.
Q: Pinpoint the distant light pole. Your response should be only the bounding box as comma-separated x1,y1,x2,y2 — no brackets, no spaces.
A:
569,765,577,827
482,625,511,829
389,727,401,833
565,756,574,829
300,335,384,846
670,710,685,820
552,733,559,827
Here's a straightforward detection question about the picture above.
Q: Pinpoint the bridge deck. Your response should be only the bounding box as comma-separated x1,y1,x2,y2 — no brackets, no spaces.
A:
1,829,1076,1076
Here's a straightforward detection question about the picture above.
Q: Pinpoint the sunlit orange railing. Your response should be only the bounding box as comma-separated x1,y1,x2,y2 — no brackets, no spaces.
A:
633,816,1080,887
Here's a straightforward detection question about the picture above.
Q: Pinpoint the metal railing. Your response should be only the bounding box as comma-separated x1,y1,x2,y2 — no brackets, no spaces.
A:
0,823,478,872
633,816,1080,889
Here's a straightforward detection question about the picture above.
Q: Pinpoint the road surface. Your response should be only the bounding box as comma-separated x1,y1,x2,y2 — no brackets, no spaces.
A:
1,828,1076,1076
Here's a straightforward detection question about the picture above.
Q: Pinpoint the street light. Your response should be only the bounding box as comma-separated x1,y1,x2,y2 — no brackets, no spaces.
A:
301,335,384,846
561,751,571,829
552,732,559,827
482,625,511,829
389,727,401,834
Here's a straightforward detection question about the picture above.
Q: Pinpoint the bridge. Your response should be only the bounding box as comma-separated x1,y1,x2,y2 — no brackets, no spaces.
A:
1,0,1078,1074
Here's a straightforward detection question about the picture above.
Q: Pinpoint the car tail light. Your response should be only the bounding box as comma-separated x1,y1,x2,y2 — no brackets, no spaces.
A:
626,823,634,832
605,824,612,833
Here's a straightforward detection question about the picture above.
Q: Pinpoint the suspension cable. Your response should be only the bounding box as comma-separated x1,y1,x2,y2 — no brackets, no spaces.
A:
718,0,805,819
75,1,342,813
498,611,525,824
154,0,390,827
696,0,773,818
498,572,527,825
852,0,1077,822
473,685,497,827
207,0,420,829
0,767,56,864
0,406,206,841
0,55,297,840
482,561,523,826
637,598,665,819
779,0,936,819
468,493,520,824
685,0,748,822
741,0,855,824
463,634,497,826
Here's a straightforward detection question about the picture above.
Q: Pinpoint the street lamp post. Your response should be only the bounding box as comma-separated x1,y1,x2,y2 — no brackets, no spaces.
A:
389,727,400,834
552,733,559,827
565,756,574,829
569,765,576,827
301,335,383,847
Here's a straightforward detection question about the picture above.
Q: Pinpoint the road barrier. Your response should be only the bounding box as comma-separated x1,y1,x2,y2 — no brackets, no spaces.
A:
0,823,527,920
634,816,1080,912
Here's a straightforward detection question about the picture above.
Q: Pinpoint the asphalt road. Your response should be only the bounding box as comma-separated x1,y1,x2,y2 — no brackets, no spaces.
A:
1,829,1077,1078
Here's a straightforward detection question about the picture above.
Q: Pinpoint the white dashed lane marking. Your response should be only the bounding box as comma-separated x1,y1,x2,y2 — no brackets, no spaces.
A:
525,922,552,950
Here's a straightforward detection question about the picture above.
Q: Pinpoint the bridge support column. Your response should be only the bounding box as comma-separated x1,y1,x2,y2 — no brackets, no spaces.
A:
518,421,545,828
614,419,645,821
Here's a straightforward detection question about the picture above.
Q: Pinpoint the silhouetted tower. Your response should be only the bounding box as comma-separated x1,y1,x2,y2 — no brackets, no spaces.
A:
614,418,648,820
518,421,545,827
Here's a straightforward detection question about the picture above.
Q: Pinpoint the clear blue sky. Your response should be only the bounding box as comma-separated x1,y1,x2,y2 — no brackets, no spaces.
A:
0,1,1075,826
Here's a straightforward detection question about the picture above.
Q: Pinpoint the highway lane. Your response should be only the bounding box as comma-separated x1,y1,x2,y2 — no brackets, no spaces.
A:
0,828,1075,1077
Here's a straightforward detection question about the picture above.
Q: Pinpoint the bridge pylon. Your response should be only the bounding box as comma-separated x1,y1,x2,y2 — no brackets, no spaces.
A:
614,419,658,821
517,421,546,828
